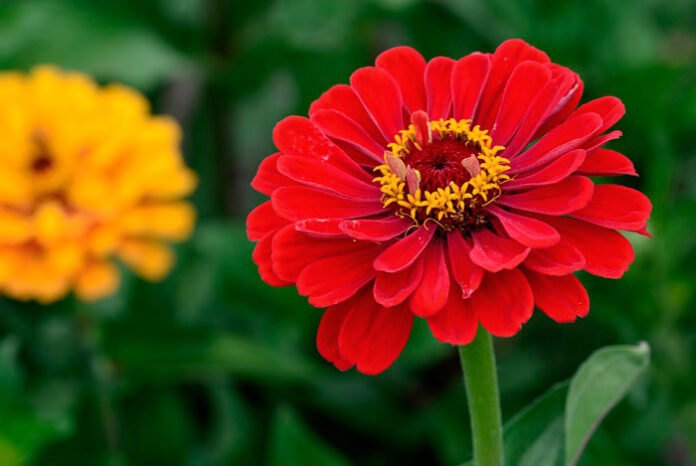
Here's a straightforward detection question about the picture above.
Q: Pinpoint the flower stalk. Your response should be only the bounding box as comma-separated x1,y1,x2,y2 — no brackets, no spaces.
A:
459,328,504,466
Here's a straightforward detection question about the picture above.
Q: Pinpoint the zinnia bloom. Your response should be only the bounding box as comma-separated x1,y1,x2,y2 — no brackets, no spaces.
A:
247,39,651,374
0,67,196,303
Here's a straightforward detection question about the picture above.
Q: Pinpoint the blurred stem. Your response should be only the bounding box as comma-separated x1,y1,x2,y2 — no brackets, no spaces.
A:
77,307,124,466
458,329,503,466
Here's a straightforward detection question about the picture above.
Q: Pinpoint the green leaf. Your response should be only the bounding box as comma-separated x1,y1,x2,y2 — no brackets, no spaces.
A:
460,343,650,466
195,382,256,465
0,337,67,466
565,342,650,465
121,389,192,464
265,0,357,51
0,0,190,89
504,383,568,466
267,406,351,466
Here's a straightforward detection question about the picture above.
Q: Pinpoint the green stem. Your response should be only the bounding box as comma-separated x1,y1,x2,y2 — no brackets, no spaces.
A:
458,328,504,466
77,307,124,466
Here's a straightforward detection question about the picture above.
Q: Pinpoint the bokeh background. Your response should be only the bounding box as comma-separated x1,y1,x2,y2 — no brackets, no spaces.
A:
0,0,695,464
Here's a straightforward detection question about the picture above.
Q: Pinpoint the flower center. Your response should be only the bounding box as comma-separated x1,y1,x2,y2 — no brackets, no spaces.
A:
373,111,511,232
32,155,53,173
400,138,479,192
30,131,55,174
26,130,73,208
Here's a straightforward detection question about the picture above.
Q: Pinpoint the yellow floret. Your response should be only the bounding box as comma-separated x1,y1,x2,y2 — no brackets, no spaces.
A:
0,66,197,302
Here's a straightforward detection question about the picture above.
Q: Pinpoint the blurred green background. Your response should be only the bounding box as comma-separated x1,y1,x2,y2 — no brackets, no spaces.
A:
0,0,694,464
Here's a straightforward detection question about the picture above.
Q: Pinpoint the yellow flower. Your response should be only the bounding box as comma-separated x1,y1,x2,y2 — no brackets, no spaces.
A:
0,66,197,303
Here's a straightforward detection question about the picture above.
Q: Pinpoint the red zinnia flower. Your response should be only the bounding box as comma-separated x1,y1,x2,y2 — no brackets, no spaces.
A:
247,39,652,375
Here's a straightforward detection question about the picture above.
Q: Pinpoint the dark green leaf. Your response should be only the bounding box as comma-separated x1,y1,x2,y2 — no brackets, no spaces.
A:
504,383,568,466
0,338,67,466
0,0,190,89
105,323,322,385
0,337,21,397
267,406,351,466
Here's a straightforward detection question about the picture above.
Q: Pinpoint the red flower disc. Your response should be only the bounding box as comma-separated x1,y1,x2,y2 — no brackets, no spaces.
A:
247,39,652,375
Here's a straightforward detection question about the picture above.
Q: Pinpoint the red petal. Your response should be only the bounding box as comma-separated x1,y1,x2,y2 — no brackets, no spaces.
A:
295,218,345,238
350,67,405,141
253,231,292,287
251,152,296,195
409,240,450,317
317,298,356,371
469,228,530,272
271,225,365,281
524,269,589,323
339,217,412,241
298,246,380,307
472,269,534,337
487,205,560,248
376,46,427,113
504,149,586,191
498,176,594,215
581,130,622,153
570,184,652,231
571,96,625,135
373,255,425,307
272,116,372,183
576,148,637,176
338,291,413,375
510,113,602,173
491,61,551,146
532,70,584,140
523,240,585,276
451,52,491,120
447,231,484,298
373,226,435,272
427,284,478,345
634,224,651,238
272,186,384,221
310,109,384,163
542,216,634,278
309,84,385,144
504,71,581,157
425,56,455,120
246,201,289,241
476,39,550,129
332,139,382,167
277,155,380,200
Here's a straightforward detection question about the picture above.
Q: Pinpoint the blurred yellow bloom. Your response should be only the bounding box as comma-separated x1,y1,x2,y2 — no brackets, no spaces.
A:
0,66,197,303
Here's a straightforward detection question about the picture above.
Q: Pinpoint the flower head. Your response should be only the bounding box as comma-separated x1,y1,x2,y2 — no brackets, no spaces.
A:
247,40,652,374
0,67,196,303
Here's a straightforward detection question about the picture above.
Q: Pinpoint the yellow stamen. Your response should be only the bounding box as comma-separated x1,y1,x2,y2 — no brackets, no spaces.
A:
373,118,510,229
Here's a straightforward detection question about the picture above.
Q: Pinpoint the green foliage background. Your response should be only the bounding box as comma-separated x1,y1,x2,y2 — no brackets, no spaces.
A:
0,0,694,464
